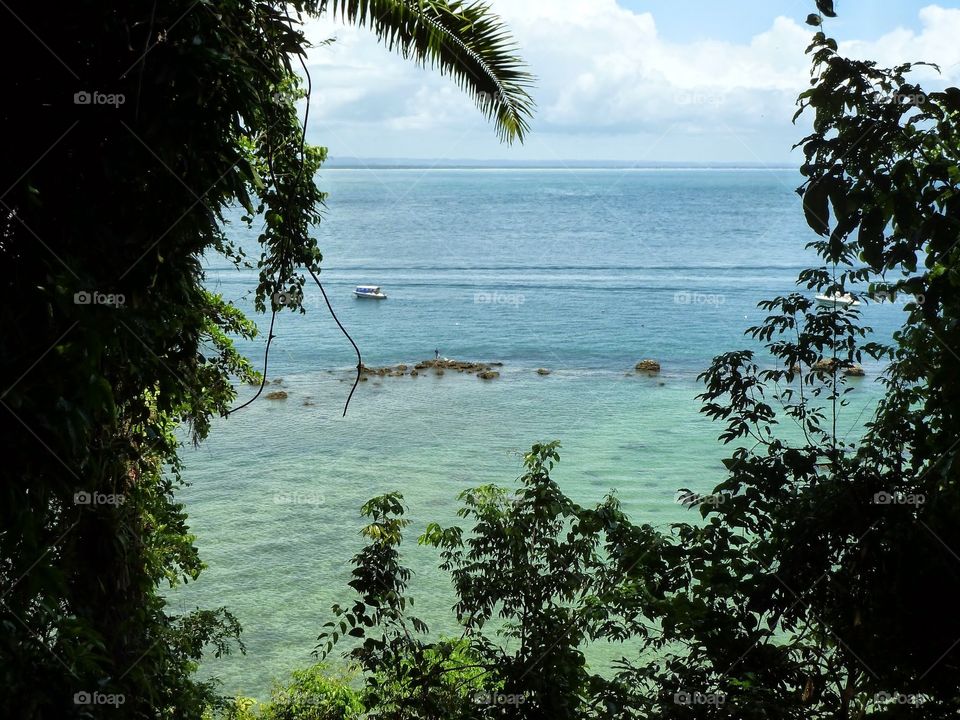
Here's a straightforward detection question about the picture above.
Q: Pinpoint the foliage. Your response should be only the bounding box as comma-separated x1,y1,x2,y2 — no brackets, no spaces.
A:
205,665,362,720
265,665,363,720
642,8,960,715
0,0,530,717
318,0,534,142
318,444,649,719
620,12,960,715
364,639,489,720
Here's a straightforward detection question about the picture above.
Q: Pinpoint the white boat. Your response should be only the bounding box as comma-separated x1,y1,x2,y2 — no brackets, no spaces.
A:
815,291,860,308
354,285,387,299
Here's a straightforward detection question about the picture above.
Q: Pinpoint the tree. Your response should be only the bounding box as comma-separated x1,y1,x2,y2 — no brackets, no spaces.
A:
317,445,645,719
318,2,960,717
0,1,531,717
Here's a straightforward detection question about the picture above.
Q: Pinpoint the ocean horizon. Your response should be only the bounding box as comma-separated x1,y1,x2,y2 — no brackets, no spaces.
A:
321,158,799,169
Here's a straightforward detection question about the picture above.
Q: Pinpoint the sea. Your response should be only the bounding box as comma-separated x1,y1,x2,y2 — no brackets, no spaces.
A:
169,167,905,699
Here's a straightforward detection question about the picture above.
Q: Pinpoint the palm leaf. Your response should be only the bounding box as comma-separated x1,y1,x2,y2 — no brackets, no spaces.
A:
312,0,534,142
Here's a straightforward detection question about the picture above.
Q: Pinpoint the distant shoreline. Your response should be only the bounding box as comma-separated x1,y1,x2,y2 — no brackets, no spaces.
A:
322,159,797,171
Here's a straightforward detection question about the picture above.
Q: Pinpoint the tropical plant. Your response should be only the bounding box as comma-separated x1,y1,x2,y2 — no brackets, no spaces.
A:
263,664,364,720
612,0,960,712
318,444,643,719
318,0,534,141
0,1,530,717
206,665,362,720
615,4,960,712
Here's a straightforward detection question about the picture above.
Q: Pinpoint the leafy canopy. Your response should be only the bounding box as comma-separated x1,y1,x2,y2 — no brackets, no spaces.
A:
0,0,530,717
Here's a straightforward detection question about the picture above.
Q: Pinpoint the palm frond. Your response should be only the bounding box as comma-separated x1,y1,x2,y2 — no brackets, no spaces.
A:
312,0,534,142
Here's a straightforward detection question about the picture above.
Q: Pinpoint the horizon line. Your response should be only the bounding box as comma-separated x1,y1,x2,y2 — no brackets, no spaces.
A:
322,157,797,170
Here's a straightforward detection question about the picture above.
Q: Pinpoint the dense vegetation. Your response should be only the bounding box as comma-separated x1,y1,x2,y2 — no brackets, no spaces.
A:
0,2,529,718
3,0,958,718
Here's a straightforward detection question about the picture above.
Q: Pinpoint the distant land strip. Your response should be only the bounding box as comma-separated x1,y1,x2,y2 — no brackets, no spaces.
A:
323,157,797,170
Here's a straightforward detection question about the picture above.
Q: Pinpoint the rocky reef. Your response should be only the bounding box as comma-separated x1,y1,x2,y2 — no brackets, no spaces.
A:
359,358,502,379
792,359,866,377
634,359,661,373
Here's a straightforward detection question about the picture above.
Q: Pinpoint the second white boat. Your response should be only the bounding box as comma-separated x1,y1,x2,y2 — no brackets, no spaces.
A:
815,291,860,308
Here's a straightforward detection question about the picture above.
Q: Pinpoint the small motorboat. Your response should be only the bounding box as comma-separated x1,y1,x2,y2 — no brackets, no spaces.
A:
354,285,387,299
815,291,860,308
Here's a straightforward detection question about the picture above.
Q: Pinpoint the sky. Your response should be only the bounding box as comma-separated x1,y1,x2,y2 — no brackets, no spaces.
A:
300,1,960,164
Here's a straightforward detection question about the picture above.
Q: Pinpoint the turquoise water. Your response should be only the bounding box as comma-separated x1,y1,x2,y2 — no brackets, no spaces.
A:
171,169,904,698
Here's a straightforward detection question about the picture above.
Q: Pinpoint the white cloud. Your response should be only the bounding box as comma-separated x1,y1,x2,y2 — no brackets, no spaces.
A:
297,2,960,161
525,12,811,133
839,6,960,81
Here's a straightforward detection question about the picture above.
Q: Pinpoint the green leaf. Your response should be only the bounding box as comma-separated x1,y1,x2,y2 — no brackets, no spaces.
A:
803,181,831,236
816,0,837,17
319,0,535,143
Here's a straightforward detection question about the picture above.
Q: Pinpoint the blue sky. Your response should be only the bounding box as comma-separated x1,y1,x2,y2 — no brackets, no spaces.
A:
301,1,960,163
